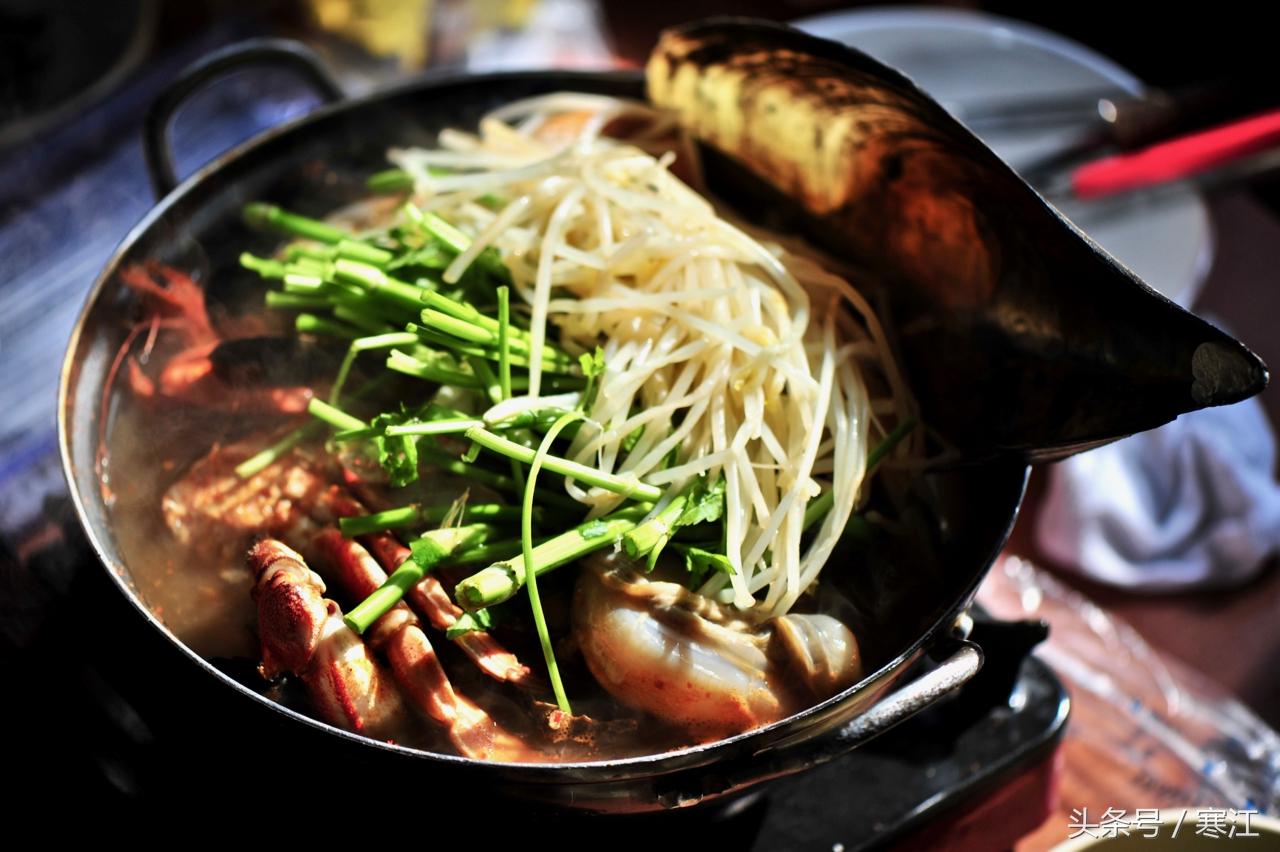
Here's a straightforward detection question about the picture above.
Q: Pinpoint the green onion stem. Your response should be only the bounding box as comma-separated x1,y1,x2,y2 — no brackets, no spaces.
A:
408,323,575,374
497,287,514,401
622,481,695,561
243,202,347,245
403,204,509,281
330,332,419,404
284,239,394,268
468,356,502,405
403,203,470,254
339,505,420,535
497,286,525,496
339,502,525,537
296,313,363,339
520,411,583,713
289,257,330,275
416,447,582,513
343,523,493,634
281,272,327,294
234,376,392,479
308,398,367,432
332,427,380,442
332,260,567,368
265,291,329,310
383,418,484,437
240,252,288,279
866,416,919,470
332,306,394,336
284,243,329,262
423,308,492,344
367,168,414,194
448,538,526,567
337,239,394,267
387,349,483,388
454,503,649,611
419,306,572,369
333,259,433,316
335,259,450,314
485,407,577,432
233,421,322,479
464,426,663,502
389,349,582,392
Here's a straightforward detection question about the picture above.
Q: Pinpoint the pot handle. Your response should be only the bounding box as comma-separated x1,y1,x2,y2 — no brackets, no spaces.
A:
143,38,344,198
652,640,984,808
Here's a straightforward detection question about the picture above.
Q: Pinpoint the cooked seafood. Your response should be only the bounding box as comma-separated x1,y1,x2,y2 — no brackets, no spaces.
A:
574,552,862,739
164,443,553,758
250,539,412,742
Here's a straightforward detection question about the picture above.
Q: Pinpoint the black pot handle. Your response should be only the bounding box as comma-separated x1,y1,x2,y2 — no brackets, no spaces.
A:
143,38,344,199
652,640,984,808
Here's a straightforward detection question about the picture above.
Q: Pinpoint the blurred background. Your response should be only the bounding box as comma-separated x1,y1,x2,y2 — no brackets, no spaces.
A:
1,0,1277,842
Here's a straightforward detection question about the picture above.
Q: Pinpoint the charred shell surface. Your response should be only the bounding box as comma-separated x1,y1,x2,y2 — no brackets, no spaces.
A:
647,18,1267,461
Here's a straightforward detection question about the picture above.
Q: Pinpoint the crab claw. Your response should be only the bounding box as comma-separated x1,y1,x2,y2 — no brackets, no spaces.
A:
249,540,412,741
312,529,543,762
250,539,329,675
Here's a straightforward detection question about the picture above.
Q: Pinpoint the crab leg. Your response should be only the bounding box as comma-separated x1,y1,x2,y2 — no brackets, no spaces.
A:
249,539,412,741
321,486,538,690
312,529,541,761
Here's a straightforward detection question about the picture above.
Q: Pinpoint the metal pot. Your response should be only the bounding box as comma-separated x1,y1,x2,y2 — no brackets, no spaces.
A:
55,32,1255,813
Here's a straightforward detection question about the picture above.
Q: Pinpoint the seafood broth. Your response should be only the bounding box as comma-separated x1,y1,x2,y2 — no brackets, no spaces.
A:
104,390,650,754
105,369,275,660
103,359,959,761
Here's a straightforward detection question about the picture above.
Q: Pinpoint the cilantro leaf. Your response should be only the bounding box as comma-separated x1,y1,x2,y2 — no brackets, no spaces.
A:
386,240,452,271
367,402,463,487
445,608,493,639
374,430,418,486
673,475,725,529
675,544,735,588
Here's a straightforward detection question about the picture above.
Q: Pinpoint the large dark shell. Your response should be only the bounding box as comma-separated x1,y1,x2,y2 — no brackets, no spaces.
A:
648,18,1267,461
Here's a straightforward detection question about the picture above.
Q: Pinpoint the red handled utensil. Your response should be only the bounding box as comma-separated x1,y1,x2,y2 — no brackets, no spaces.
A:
1064,107,1280,199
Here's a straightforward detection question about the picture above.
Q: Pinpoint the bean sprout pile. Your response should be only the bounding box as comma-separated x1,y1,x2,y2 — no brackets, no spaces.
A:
387,93,915,617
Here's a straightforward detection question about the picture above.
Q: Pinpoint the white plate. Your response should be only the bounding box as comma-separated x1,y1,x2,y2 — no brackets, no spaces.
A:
795,7,1212,306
